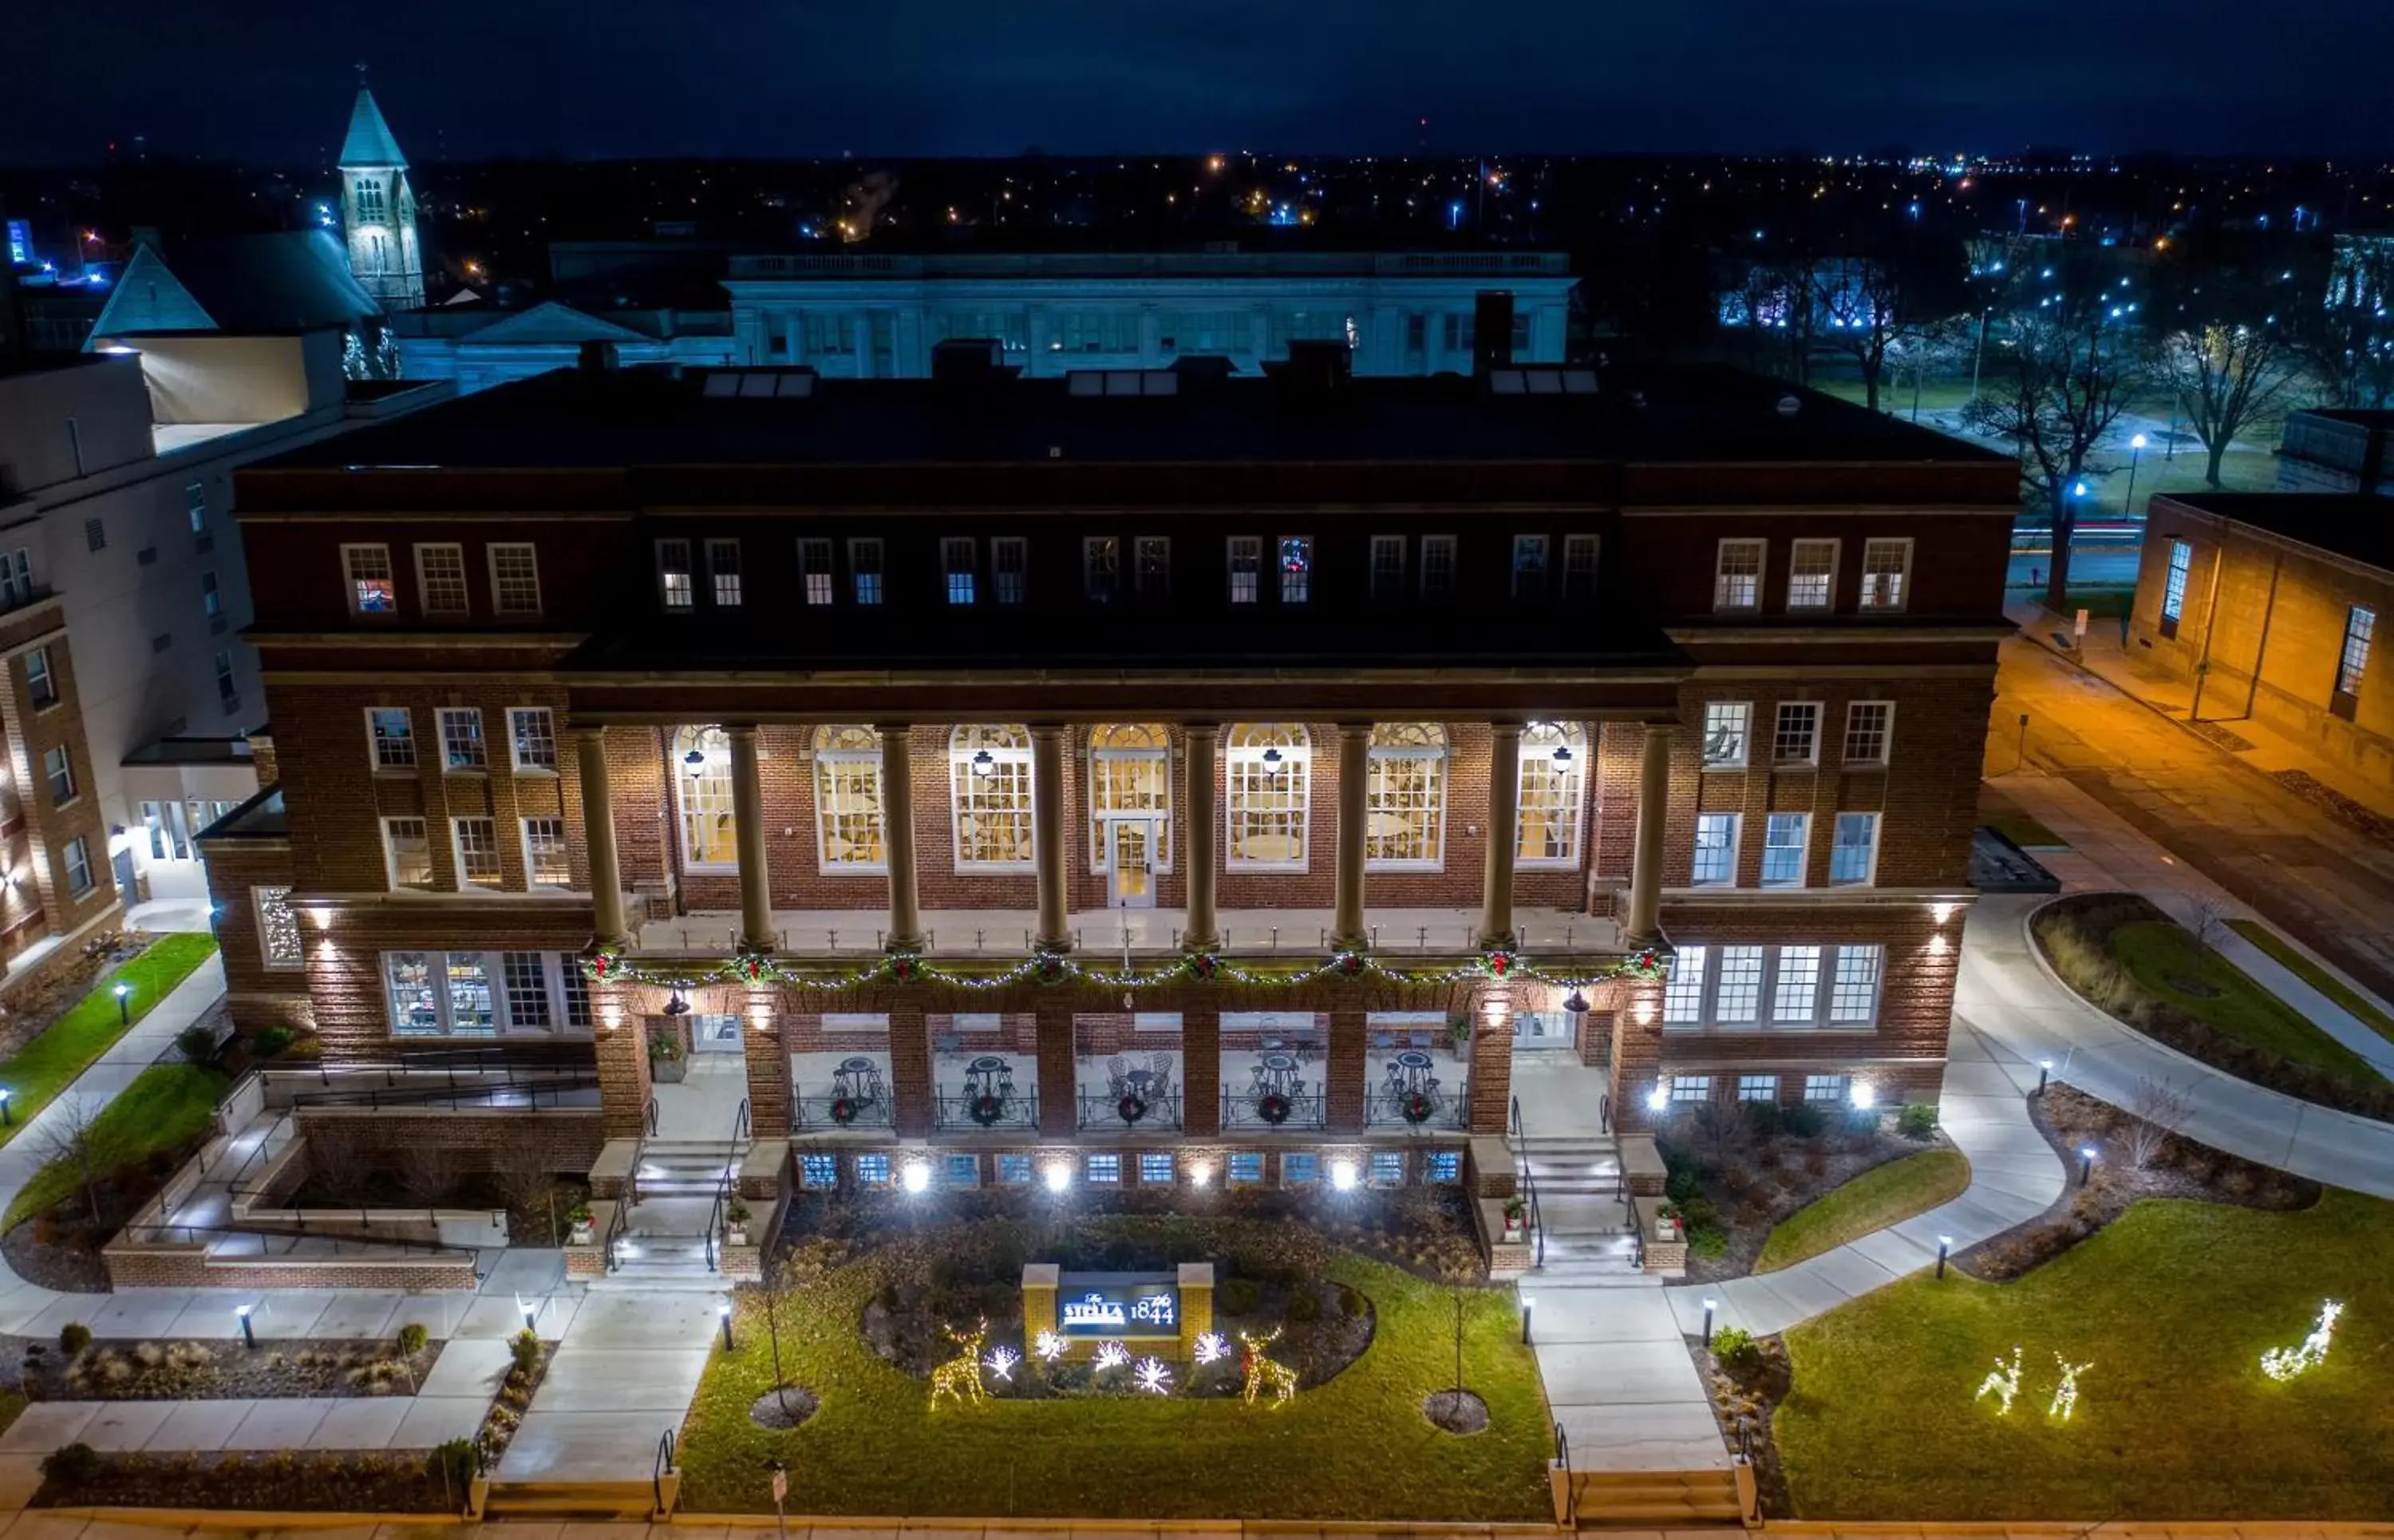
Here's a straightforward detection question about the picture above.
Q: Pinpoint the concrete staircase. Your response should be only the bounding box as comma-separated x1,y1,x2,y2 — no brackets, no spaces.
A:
1564,1467,1745,1527
484,1470,679,1518
591,1140,743,1290
1519,1135,1640,1278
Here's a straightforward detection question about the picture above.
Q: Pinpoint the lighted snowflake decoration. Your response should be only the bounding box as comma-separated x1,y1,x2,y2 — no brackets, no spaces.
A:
1033,1330,1065,1363
1973,1345,2023,1416
1092,1340,1131,1373
2048,1355,2090,1421
1133,1356,1172,1395
983,1345,1020,1383
2261,1299,2342,1382
1193,1331,1228,1365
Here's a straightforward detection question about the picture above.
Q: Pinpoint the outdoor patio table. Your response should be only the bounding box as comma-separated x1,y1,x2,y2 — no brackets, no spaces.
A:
1258,1052,1301,1092
965,1055,1011,1094
1393,1049,1436,1090
833,1056,880,1098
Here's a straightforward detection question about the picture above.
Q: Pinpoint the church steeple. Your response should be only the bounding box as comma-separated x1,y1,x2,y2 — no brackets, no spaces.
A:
337,76,424,312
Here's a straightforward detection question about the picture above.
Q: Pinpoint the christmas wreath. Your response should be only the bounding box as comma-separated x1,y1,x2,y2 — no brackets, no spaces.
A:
970,1093,1005,1127
1483,949,1515,979
1399,1090,1436,1124
1116,1093,1149,1125
891,955,918,984
1333,951,1367,977
828,1096,862,1126
1255,1092,1292,1125
1184,952,1219,981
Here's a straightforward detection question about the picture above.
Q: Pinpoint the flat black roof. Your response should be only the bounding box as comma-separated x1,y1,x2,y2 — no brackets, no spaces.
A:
2158,492,2394,571
251,361,2010,476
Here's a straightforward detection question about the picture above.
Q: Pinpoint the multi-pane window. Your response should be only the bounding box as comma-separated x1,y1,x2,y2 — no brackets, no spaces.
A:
383,817,434,890
2337,606,2376,698
1773,701,1821,764
1283,1152,1319,1185
1517,721,1586,866
993,537,1027,605
1134,537,1171,602
1714,539,1764,612
1369,1150,1404,1184
1804,1073,1851,1104
942,537,978,606
24,646,55,710
0,549,31,609
1562,534,1599,602
1365,722,1446,869
2159,539,2191,630
1692,812,1739,885
489,543,541,614
1420,535,1458,602
1085,1152,1122,1185
255,884,303,969
502,953,551,1029
1227,1151,1263,1186
1663,942,1884,1029
1670,1075,1713,1104
41,745,73,805
1761,812,1809,886
1830,945,1884,1022
1713,946,1764,1023
707,539,743,606
674,725,737,868
1772,946,1823,1021
855,1153,891,1186
1737,1074,1779,1104
656,539,693,610
523,817,571,887
416,544,469,615
1787,539,1838,610
439,708,486,770
1426,1150,1461,1183
849,539,884,604
1139,1152,1175,1185
344,544,396,614
508,708,556,772
1227,536,1262,604
997,1153,1033,1186
383,950,591,1036
1662,945,1709,1024
369,707,415,769
799,1151,839,1188
1084,537,1120,603
186,480,208,533
798,539,835,606
812,725,886,871
215,650,238,709
453,818,503,888
1843,701,1893,764
1830,812,1880,886
1088,723,1172,871
1859,538,1911,611
950,724,1035,870
1702,701,1750,768
1278,536,1313,603
1369,535,1406,603
946,1153,981,1188
200,571,223,625
1511,535,1550,602
62,837,92,898
1226,723,1309,868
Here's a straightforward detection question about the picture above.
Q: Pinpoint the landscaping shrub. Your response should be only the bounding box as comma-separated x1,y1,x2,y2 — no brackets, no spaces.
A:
41,1442,100,1489
251,1025,298,1059
1780,1101,1827,1139
1284,1285,1322,1323
1897,1104,1938,1140
59,1322,90,1356
1664,1166,1703,1204
397,1322,429,1356
509,1329,542,1374
1216,1277,1259,1315
175,1025,219,1065
1338,1283,1367,1318
1709,1325,1764,1377
1745,1100,1784,1139
1689,1226,1729,1261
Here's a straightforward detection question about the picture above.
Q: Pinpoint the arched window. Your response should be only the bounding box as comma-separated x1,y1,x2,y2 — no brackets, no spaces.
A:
950,724,1034,871
1366,722,1446,870
354,177,385,224
1088,723,1171,871
1224,724,1308,869
674,725,737,871
812,725,885,872
1518,721,1587,867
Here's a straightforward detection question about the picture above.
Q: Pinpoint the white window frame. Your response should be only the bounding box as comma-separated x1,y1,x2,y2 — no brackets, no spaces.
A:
367,707,416,771
950,724,1035,872
383,949,591,1038
1702,701,1751,768
1830,946,1885,1023
1278,535,1314,604
849,538,885,605
62,836,92,897
452,817,503,889
1772,946,1823,1024
414,543,469,617
812,725,887,875
343,543,397,616
438,708,487,772
382,816,435,890
1787,538,1839,611
1772,701,1821,765
41,745,73,806
674,725,738,871
2160,539,2192,625
1083,536,1120,603
1227,536,1262,605
1760,811,1809,888
1369,535,1406,603
522,817,571,888
992,536,1027,605
2337,606,2375,698
1511,535,1551,602
707,539,743,607
1691,812,1740,886
1737,1073,1780,1104
1669,1075,1713,1105
1830,811,1880,886
798,538,836,606
1517,721,1586,867
1843,701,1894,765
1365,722,1447,871
1859,538,1913,613
1561,533,1600,602
1088,724,1172,873
508,707,557,772
1225,723,1310,871
656,539,693,611
942,537,978,606
1661,942,1883,1031
1713,538,1764,613
1662,945,1708,1025
1420,535,1458,603
255,884,304,970
488,543,542,616
1804,1072,1851,1103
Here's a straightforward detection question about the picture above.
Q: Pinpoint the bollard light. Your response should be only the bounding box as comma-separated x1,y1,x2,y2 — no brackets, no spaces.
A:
1850,1080,1877,1112
1330,1158,1358,1192
1645,1082,1669,1113
1521,1296,1535,1345
2037,1059,2052,1096
0,1088,13,1127
1043,1161,1072,1194
718,1301,736,1352
519,1298,539,1335
1701,1297,1717,1347
2079,1147,2096,1187
901,1159,930,1195
113,981,131,1026
235,1303,256,1349
1936,1235,1953,1280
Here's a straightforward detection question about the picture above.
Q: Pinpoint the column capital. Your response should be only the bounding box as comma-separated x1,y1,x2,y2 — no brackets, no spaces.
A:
566,721,606,741
1488,721,1526,738
725,722,762,741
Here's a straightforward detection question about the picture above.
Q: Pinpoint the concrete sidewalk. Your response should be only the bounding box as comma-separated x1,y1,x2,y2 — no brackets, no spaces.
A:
1523,1276,1728,1473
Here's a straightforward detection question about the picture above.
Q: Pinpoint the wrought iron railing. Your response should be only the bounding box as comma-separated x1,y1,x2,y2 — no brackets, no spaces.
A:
1365,1088,1468,1130
1078,1090,1183,1131
791,1092,895,1131
1510,1094,1545,1266
1219,1087,1329,1131
933,1088,1041,1132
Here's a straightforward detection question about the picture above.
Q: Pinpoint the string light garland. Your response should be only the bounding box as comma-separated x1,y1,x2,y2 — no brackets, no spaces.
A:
2260,1299,2342,1382
1974,1345,2024,1415
2048,1355,2090,1420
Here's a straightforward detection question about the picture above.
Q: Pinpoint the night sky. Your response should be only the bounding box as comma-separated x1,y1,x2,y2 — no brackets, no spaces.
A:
6,0,2390,164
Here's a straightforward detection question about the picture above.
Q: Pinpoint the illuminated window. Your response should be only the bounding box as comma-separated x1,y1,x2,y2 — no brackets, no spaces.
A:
385,950,586,1037
439,708,486,770
1761,813,1808,887
950,724,1034,871
812,725,886,872
1692,813,1739,886
368,707,414,770
1714,539,1764,612
1830,945,1883,1022
674,725,738,870
255,885,303,970
1278,536,1313,603
1805,1073,1850,1103
2338,606,2375,699
1427,1150,1460,1183
1670,1075,1713,1104
1702,701,1750,768
1227,536,1261,604
1227,1151,1263,1186
1773,701,1820,764
1517,721,1585,866
2160,539,2191,628
655,539,693,610
509,708,555,772
942,538,977,606
1788,539,1838,610
1512,535,1550,602
1365,722,1446,870
523,818,571,887
1738,1074,1779,1103
354,177,385,223
707,539,743,607
849,538,884,605
1714,946,1764,1023
1772,946,1823,1021
1139,1152,1175,1185
1369,1151,1404,1184
1663,945,1708,1025
382,817,433,890
1283,1152,1318,1186
1844,701,1893,764
1226,723,1308,868
489,544,541,614
344,544,395,615
1088,723,1171,871
798,539,835,606
416,544,468,615
1085,1151,1122,1185
1831,812,1879,886
453,818,502,888
1860,539,1911,611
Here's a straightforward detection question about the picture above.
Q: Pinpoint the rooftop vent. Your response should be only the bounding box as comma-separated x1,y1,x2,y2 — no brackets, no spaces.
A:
1066,369,1179,397
701,368,817,399
1486,366,1598,397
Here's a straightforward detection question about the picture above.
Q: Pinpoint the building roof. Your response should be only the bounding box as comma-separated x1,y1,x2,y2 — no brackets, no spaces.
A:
338,88,408,171
90,232,380,338
2155,492,2394,572
248,360,2013,479
725,249,1574,282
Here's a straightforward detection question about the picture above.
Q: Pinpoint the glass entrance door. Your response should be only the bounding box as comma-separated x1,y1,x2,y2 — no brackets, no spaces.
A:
1106,817,1156,909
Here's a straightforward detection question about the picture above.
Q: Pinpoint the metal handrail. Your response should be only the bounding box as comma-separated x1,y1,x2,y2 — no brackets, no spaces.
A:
118,1218,465,1258
287,1071,599,1113
602,1189,631,1273
733,1097,752,1145
1509,1094,1545,1267
1364,1088,1467,1131
705,1100,751,1273
653,1428,678,1515
1553,1421,1576,1526
1219,1087,1329,1131
933,1088,1041,1133
791,1092,895,1130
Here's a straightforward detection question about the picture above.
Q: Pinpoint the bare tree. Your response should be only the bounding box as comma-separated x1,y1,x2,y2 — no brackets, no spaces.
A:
2163,319,2303,490
2187,898,2230,951
2125,1078,2194,1169
298,1122,373,1206
35,1100,112,1226
1811,233,1969,413
2309,238,2394,412
490,1132,560,1243
396,1145,464,1207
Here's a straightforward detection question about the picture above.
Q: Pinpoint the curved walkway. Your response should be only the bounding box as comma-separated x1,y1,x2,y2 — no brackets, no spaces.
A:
1661,1019,2064,1338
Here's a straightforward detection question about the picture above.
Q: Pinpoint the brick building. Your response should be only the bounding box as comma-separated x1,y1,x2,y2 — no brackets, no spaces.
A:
207,346,2011,1268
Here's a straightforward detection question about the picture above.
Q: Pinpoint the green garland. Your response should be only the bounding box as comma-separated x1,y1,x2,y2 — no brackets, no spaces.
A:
582,942,1667,995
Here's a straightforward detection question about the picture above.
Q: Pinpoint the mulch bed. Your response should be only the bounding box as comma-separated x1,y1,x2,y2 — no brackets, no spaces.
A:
0,933,149,1064
35,1447,464,1513
1422,1388,1488,1435
472,1334,553,1470
2274,769,2394,849
11,1335,444,1400
749,1385,819,1429
1956,1084,2319,1282
1686,1335,1791,1518
1662,1115,1954,1283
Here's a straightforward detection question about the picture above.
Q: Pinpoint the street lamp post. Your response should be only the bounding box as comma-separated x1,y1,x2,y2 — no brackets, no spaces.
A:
1969,306,1993,404
2123,433,2147,518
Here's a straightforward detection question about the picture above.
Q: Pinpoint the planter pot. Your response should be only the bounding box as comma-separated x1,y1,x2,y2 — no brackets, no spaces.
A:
1502,1218,1526,1242
568,1220,595,1246
727,1226,749,1248
650,1056,687,1084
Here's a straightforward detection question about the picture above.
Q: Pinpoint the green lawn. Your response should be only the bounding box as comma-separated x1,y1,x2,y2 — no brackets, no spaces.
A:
0,933,217,1149
2111,919,2383,1086
678,1235,1550,1520
1755,1150,1972,1275
2229,919,2394,1049
1980,810,2068,850
6,1063,228,1228
1778,1191,2394,1519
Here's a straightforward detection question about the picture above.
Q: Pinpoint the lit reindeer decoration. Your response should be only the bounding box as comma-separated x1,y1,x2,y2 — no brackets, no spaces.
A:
929,1318,991,1408
1238,1328,1298,1409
